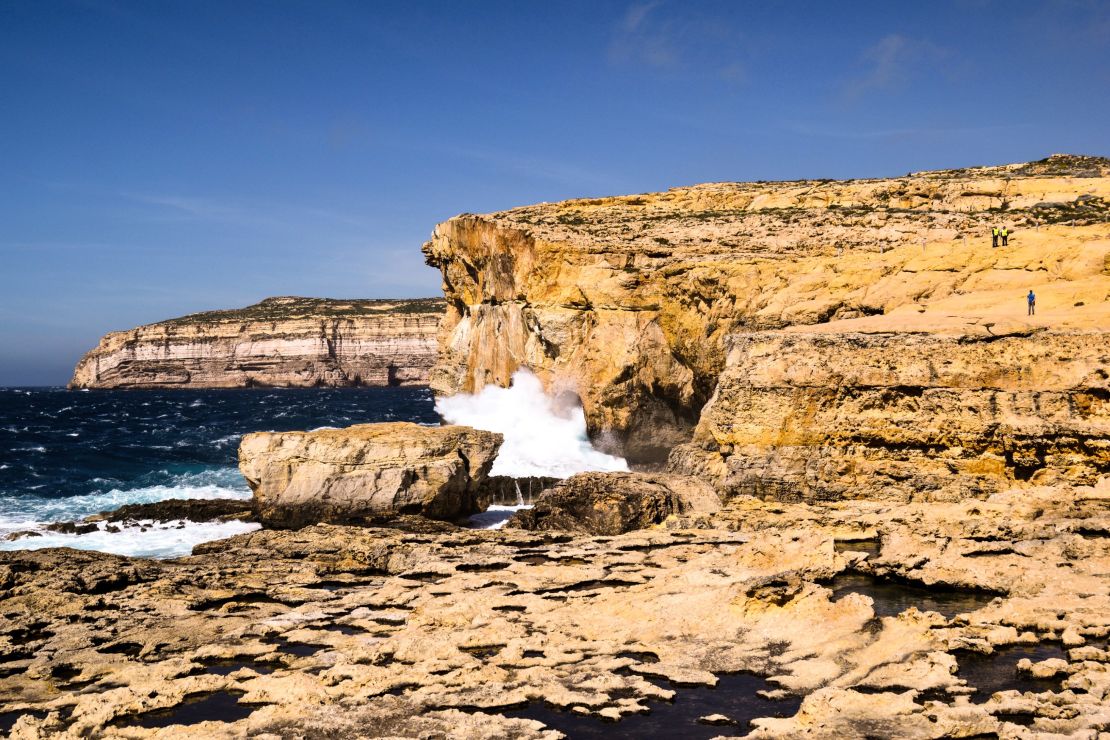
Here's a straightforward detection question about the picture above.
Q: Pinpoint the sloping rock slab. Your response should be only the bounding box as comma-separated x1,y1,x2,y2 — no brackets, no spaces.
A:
508,472,720,535
239,422,503,528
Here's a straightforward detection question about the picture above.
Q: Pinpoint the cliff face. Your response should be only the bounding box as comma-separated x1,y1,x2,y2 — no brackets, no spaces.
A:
423,154,1110,465
70,296,444,389
669,326,1110,502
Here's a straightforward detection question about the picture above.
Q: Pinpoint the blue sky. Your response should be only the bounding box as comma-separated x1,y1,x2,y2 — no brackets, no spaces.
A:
2,1,1108,385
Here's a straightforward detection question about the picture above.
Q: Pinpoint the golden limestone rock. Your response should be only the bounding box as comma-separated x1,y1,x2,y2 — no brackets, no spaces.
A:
423,156,1110,498
669,326,1110,502
70,296,444,389
239,422,503,527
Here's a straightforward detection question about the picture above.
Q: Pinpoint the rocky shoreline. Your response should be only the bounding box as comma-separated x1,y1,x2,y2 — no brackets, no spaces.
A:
4,156,1110,738
2,480,1108,738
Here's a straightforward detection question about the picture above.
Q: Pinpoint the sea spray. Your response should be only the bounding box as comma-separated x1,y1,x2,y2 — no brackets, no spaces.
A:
435,370,628,478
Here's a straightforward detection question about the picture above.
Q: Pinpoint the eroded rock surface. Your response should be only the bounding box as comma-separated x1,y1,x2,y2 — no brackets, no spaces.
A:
1,480,1107,739
670,326,1110,502
70,297,443,389
507,471,720,534
423,155,1110,462
239,422,503,528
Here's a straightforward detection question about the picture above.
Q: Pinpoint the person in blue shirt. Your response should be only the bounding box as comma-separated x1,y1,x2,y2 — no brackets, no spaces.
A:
1027,289,1036,316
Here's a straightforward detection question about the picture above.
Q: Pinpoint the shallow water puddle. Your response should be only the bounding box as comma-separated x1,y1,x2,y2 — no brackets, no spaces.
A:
827,573,998,618
833,539,880,557
499,673,801,738
955,643,1067,701
121,691,261,728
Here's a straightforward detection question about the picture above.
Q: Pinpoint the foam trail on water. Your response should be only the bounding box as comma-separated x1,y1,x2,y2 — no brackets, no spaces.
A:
0,467,254,558
0,520,261,559
436,370,628,478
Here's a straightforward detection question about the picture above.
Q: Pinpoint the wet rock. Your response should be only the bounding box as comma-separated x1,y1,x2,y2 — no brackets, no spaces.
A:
42,521,99,535
507,472,720,535
698,713,735,725
2,531,41,542
85,498,254,524
239,422,503,528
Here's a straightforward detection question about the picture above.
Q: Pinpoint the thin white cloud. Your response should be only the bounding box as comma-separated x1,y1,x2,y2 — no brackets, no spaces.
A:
121,192,371,229
841,34,952,101
607,1,748,82
785,121,1033,141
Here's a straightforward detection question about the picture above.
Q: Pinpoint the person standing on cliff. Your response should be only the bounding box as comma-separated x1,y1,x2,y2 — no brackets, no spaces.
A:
992,226,999,248
1001,226,1009,246
1027,289,1036,316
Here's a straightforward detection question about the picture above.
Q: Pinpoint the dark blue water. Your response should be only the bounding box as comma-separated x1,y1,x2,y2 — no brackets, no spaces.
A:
0,387,437,556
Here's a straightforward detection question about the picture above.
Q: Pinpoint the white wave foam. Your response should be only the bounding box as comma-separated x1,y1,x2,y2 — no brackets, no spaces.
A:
436,370,628,478
0,468,250,542
212,434,241,448
0,519,260,559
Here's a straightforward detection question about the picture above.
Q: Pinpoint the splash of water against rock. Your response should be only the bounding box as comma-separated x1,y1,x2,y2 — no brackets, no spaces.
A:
435,370,629,479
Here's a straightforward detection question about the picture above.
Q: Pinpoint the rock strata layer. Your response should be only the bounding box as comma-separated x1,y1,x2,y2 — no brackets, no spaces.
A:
670,326,1110,502
70,296,444,389
423,155,1110,463
508,471,720,534
239,422,503,527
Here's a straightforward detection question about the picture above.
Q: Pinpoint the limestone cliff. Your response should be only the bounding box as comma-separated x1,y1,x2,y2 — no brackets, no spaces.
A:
423,154,1110,466
69,296,444,389
668,326,1110,502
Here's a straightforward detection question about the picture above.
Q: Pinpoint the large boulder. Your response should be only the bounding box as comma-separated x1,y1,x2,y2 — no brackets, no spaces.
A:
507,472,720,535
239,422,503,528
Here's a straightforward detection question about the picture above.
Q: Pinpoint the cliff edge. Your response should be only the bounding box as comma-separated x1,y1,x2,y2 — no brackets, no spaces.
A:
69,296,444,389
423,155,1110,486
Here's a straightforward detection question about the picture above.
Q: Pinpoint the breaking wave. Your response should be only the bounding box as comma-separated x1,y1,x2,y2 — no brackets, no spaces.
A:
435,370,628,478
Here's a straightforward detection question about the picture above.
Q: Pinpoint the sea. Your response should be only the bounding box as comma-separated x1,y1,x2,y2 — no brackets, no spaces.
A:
0,386,443,558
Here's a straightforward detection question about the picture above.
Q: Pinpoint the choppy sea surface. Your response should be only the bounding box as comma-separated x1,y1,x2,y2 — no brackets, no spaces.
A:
0,386,440,557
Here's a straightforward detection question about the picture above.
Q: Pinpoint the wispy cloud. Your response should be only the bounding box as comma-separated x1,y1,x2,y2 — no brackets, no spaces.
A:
607,1,748,83
786,121,1034,141
121,192,371,230
840,34,952,102
431,144,631,193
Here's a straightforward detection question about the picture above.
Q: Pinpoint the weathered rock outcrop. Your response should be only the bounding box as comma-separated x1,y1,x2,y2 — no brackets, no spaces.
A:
423,155,1110,463
70,296,444,389
508,471,720,534
2,480,1109,738
238,422,502,527
669,325,1110,502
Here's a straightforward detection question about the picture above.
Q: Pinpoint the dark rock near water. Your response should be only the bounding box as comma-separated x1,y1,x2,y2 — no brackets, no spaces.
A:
508,472,720,535
43,521,99,535
89,498,254,524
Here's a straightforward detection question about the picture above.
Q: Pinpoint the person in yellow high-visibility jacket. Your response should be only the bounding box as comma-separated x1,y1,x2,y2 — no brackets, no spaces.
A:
991,226,999,248
1001,226,1009,246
